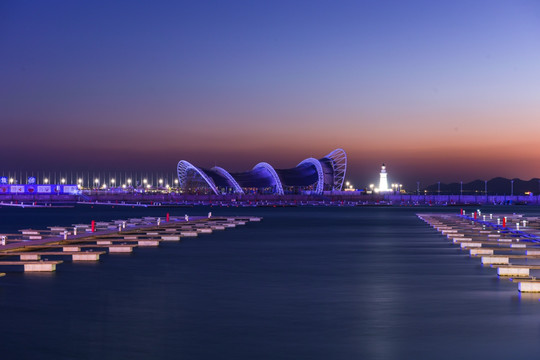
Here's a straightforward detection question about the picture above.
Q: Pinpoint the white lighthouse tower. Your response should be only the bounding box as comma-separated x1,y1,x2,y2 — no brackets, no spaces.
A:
378,164,390,192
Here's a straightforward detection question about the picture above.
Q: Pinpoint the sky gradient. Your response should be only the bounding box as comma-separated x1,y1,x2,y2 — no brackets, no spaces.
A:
1,0,540,189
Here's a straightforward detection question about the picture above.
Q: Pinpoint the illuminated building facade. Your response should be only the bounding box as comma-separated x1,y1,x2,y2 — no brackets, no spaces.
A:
177,149,347,195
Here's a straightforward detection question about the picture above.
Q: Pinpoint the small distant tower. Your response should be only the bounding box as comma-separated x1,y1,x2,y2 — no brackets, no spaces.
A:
379,164,390,192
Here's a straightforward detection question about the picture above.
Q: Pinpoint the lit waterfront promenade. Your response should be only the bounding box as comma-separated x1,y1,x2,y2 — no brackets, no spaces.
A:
0,192,539,206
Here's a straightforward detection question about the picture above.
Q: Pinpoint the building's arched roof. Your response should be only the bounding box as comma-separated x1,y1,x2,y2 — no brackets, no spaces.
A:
323,148,347,191
176,149,347,195
296,158,324,194
211,166,244,194
177,160,219,194
253,162,284,195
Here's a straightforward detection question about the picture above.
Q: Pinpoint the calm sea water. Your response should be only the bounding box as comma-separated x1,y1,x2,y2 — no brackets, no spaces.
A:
1,205,540,360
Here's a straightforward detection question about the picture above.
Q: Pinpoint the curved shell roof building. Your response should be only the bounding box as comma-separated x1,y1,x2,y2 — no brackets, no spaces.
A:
177,149,347,195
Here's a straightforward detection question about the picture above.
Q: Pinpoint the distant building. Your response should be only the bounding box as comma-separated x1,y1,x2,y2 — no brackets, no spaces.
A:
176,149,347,195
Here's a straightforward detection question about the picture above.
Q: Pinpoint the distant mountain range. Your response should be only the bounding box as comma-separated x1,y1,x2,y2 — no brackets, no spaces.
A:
424,177,540,195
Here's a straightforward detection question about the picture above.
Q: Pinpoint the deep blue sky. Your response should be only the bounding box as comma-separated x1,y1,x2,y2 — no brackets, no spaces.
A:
2,0,540,188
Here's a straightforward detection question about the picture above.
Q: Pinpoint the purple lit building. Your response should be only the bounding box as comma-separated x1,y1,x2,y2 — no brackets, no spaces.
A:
177,149,347,195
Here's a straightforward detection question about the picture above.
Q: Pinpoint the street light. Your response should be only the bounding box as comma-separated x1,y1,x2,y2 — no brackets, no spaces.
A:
127,178,132,185
159,179,163,186
9,178,14,184
143,179,148,184
44,178,49,184
111,179,116,186
61,178,66,184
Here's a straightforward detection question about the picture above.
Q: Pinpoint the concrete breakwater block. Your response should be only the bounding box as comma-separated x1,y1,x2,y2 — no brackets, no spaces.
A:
196,228,212,233
461,242,482,248
441,230,458,234
108,246,133,253
160,236,180,241
138,240,160,246
481,256,509,265
63,246,80,252
526,250,540,255
453,237,472,243
470,249,494,256
498,267,530,277
180,232,198,237
518,282,540,293
24,262,61,272
511,244,526,248
20,253,41,261
73,253,101,261
97,240,112,245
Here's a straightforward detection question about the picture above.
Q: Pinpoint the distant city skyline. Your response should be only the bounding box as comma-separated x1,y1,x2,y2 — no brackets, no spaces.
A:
2,1,539,189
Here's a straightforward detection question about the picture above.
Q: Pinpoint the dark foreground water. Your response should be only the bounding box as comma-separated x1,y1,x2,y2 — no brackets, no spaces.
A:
1,205,540,360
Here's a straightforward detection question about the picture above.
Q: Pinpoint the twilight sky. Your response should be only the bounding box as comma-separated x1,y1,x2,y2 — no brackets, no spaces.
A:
1,0,540,189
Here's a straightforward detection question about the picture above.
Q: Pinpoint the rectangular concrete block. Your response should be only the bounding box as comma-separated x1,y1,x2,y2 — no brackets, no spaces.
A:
138,240,159,246
526,250,540,255
20,254,41,261
108,246,133,253
442,230,458,234
461,242,482,248
63,246,80,252
181,232,198,237
124,236,138,240
518,282,540,293
498,267,529,277
97,240,112,245
481,256,509,265
161,236,180,241
511,244,526,248
24,263,56,272
470,249,494,256
452,237,472,242
72,253,100,261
